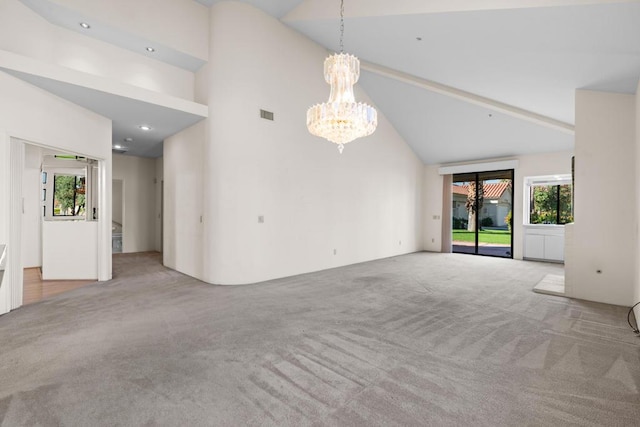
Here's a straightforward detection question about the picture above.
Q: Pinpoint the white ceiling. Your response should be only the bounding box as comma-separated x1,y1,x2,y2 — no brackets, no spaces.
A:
359,71,574,164
285,1,640,126
13,0,640,162
20,0,205,72
284,0,640,163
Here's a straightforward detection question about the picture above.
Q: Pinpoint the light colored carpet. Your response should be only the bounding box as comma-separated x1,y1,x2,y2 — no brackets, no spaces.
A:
533,273,566,297
0,252,639,426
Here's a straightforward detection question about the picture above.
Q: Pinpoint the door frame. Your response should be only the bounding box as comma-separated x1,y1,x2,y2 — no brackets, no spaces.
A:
5,136,111,314
452,169,514,259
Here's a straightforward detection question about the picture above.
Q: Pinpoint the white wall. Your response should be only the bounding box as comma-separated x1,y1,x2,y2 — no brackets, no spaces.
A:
112,154,157,253
22,145,43,268
162,2,424,285
155,157,163,252
565,90,636,306
112,179,123,225
423,165,443,252
0,0,195,100
163,121,205,279
207,2,424,285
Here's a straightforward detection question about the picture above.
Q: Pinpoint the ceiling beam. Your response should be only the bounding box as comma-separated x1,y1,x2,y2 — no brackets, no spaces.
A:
360,60,575,135
284,0,640,21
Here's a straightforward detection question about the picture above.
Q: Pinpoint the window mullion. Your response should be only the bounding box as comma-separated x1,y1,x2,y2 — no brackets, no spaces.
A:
556,185,561,224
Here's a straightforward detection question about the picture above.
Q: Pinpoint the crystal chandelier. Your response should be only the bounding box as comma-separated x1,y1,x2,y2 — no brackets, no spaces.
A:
306,0,377,153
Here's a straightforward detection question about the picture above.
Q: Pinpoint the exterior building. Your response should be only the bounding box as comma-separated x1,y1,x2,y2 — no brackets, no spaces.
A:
452,182,512,228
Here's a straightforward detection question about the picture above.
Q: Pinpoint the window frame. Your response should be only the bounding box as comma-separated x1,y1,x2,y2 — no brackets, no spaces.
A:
524,175,573,225
52,174,86,218
42,165,89,221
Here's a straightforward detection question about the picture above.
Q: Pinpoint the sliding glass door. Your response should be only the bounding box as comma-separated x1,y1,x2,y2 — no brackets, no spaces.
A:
452,169,513,258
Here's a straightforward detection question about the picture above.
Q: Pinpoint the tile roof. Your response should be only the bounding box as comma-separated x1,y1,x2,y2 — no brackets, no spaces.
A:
452,185,468,196
451,182,510,200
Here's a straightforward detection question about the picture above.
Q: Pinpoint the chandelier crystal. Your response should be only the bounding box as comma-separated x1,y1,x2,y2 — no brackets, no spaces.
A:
306,1,377,153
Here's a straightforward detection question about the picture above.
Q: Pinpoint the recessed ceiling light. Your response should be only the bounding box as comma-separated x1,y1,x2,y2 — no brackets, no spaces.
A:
79,22,91,29
139,125,152,131
488,113,493,118
124,137,133,142
145,47,155,52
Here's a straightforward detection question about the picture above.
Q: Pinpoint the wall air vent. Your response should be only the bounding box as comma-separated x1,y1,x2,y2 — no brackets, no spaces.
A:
260,109,274,121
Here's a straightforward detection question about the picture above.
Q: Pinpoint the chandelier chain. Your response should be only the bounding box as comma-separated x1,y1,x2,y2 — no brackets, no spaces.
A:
339,0,344,53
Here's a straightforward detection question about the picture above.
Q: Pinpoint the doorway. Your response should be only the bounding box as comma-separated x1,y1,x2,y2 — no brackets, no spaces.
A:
3,137,111,315
112,179,123,253
452,169,514,258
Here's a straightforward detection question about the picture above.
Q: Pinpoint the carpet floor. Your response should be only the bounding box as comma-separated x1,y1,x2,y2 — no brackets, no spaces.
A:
0,252,638,426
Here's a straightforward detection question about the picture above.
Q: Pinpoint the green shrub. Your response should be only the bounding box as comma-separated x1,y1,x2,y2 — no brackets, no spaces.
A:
452,217,468,229
480,217,494,227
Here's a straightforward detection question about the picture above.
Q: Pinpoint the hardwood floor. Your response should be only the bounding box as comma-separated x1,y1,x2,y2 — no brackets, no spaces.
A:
23,267,96,305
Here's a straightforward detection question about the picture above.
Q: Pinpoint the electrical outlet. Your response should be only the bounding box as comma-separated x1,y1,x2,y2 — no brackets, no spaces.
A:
432,238,435,243
433,215,440,220
258,215,264,223
333,249,337,255
399,240,402,245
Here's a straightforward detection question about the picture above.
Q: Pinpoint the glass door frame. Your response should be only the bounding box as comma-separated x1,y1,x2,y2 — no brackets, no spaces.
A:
452,169,514,259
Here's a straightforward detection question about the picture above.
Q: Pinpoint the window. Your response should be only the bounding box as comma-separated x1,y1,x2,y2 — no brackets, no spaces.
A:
53,174,86,217
529,184,572,224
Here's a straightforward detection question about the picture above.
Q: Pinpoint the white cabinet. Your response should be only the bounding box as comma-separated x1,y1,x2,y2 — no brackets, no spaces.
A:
43,221,98,280
524,234,544,259
544,235,564,261
523,225,565,262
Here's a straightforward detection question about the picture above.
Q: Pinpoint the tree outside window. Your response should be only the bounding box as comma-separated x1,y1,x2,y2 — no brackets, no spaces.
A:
530,184,572,224
53,175,86,217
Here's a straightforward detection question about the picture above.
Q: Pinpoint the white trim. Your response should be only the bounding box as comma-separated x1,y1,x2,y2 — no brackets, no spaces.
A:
439,160,519,175
525,174,572,187
98,158,112,281
0,132,9,316
9,138,24,310
284,0,640,21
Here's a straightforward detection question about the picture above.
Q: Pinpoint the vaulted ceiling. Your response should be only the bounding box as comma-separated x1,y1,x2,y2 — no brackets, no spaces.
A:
267,0,640,163
10,0,640,163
